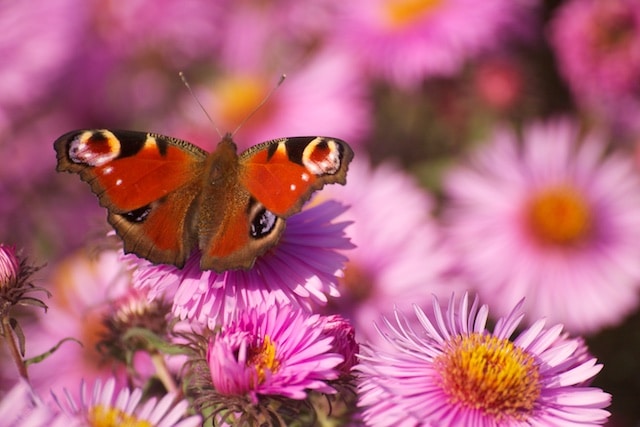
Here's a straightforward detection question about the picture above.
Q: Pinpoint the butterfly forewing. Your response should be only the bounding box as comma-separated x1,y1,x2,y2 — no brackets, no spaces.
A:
239,136,354,217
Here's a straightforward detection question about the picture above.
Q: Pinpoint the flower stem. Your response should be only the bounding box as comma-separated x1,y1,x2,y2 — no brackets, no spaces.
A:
1,316,29,380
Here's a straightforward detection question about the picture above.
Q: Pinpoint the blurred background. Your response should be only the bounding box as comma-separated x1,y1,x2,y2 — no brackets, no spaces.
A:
2,0,640,424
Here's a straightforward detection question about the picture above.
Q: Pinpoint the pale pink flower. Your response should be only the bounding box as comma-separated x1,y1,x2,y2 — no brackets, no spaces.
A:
356,294,611,426
443,120,640,333
333,0,536,88
317,158,464,343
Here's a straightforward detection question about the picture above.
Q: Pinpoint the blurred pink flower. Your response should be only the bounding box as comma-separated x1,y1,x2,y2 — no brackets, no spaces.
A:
1,112,105,262
56,0,225,126
130,201,352,328
443,120,640,333
22,250,151,398
549,0,640,135
472,56,525,112
0,0,83,134
317,158,464,343
333,0,535,88
174,48,371,150
356,293,611,426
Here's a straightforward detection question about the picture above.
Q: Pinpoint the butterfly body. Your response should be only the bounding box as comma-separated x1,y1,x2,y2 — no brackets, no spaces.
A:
54,130,353,271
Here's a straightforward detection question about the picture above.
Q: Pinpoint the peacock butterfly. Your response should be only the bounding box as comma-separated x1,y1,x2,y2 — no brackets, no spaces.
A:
54,130,353,272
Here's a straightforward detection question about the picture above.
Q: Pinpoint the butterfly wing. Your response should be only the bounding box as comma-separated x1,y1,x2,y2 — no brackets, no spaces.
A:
54,129,207,267
239,136,354,216
197,135,353,272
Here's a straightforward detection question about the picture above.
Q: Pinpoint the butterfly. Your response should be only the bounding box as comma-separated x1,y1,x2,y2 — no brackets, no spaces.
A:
54,129,353,272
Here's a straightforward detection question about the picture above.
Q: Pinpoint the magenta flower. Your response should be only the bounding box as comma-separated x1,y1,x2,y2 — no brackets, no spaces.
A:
206,301,343,402
333,0,535,88
51,377,201,427
549,0,640,134
131,201,352,328
443,120,640,333
356,293,611,426
317,158,463,343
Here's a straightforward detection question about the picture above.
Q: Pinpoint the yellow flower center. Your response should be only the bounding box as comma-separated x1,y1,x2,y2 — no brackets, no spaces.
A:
213,75,271,130
384,0,442,28
527,185,592,246
247,335,280,384
435,333,541,422
89,405,151,427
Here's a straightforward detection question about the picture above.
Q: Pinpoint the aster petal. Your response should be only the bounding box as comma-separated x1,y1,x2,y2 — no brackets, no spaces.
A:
554,359,604,387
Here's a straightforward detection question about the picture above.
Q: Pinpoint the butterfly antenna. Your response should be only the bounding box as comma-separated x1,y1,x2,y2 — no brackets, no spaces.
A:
231,74,287,137
179,71,224,138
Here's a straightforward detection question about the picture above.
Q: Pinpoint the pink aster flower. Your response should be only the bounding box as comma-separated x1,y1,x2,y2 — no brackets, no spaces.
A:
205,301,342,403
51,377,201,427
333,0,536,88
355,293,611,426
443,120,640,333
131,200,352,328
317,158,464,343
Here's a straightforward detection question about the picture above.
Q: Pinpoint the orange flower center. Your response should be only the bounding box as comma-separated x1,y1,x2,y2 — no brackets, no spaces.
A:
526,185,592,246
247,335,280,384
435,333,541,422
384,0,442,28
213,75,272,130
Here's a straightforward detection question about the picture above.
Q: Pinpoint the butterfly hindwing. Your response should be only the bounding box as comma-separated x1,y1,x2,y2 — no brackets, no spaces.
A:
54,129,207,267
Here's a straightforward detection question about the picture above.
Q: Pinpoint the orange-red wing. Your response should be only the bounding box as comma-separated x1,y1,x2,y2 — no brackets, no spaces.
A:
55,130,207,212
239,136,353,217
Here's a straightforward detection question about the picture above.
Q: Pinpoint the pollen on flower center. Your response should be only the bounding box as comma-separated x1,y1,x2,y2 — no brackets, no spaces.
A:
214,75,270,128
384,0,442,28
435,333,541,422
526,185,592,246
89,404,152,427
247,335,280,384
